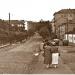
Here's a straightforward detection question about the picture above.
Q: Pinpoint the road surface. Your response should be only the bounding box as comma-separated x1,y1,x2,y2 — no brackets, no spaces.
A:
0,33,74,74
0,33,42,74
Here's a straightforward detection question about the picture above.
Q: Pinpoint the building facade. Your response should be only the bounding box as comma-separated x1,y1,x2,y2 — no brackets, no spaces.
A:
54,9,75,39
51,19,55,33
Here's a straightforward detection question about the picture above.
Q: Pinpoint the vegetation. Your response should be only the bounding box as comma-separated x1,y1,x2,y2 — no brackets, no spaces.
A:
38,26,50,39
0,19,53,45
27,21,53,40
0,19,27,45
38,21,52,39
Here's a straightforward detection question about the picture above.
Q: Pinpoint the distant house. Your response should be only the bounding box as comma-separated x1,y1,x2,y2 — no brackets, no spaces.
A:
5,20,25,32
26,21,37,31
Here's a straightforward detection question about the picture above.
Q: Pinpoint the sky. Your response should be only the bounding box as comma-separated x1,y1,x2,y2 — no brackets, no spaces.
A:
0,0,75,21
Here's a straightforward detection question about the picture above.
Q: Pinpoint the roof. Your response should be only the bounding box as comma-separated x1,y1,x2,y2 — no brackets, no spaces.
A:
5,20,25,25
54,9,75,15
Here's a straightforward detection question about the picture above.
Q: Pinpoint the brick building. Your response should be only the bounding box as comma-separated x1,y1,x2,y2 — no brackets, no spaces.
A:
54,9,75,39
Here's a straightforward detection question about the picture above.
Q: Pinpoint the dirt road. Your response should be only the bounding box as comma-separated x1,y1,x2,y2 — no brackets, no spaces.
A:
0,33,74,74
0,33,42,74
29,49,73,74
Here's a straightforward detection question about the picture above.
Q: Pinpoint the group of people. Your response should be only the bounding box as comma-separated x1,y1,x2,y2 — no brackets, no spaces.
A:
40,39,60,69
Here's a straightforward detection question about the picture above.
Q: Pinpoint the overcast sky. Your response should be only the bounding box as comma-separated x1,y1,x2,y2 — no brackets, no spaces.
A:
0,0,75,21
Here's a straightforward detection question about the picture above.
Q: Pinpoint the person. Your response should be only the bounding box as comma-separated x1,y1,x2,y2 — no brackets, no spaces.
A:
51,42,59,68
43,41,52,68
40,40,45,51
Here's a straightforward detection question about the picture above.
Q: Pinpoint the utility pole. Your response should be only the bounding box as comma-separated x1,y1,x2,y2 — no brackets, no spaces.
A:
9,12,10,31
67,14,68,40
9,12,10,24
8,12,12,44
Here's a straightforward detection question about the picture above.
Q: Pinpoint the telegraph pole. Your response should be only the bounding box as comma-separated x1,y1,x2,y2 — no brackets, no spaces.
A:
9,12,10,31
9,12,10,24
67,14,68,40
8,12,12,44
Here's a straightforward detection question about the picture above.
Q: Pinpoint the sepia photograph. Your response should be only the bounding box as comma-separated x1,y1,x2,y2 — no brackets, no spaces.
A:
0,0,75,74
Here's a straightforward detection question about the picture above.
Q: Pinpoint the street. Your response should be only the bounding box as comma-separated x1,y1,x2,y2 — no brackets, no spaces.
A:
0,33,42,74
0,0,75,74
0,33,75,74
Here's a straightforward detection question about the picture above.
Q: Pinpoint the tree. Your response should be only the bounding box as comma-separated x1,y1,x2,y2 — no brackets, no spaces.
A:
38,26,50,39
27,29,35,37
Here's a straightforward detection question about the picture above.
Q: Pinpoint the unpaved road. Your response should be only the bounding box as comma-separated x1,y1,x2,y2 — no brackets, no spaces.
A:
0,33,74,74
0,33,42,74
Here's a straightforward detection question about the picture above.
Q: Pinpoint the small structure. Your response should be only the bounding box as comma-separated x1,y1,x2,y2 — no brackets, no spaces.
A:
64,31,75,43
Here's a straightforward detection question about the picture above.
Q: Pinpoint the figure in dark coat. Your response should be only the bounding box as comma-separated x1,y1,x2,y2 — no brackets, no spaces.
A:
43,42,52,68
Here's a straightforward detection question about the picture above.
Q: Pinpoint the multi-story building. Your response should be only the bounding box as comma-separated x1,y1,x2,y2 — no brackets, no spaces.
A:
53,9,75,39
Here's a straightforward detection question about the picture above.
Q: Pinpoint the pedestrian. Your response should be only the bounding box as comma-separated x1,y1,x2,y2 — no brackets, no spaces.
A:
40,40,45,51
51,42,59,68
43,41,52,68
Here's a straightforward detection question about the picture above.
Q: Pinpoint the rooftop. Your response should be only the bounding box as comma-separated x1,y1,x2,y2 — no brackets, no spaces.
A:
54,9,75,15
5,20,25,25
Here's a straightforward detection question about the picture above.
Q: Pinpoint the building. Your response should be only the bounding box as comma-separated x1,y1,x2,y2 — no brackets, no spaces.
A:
27,21,50,31
26,21,37,31
51,19,55,33
54,9,75,39
5,20,25,32
64,30,75,43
